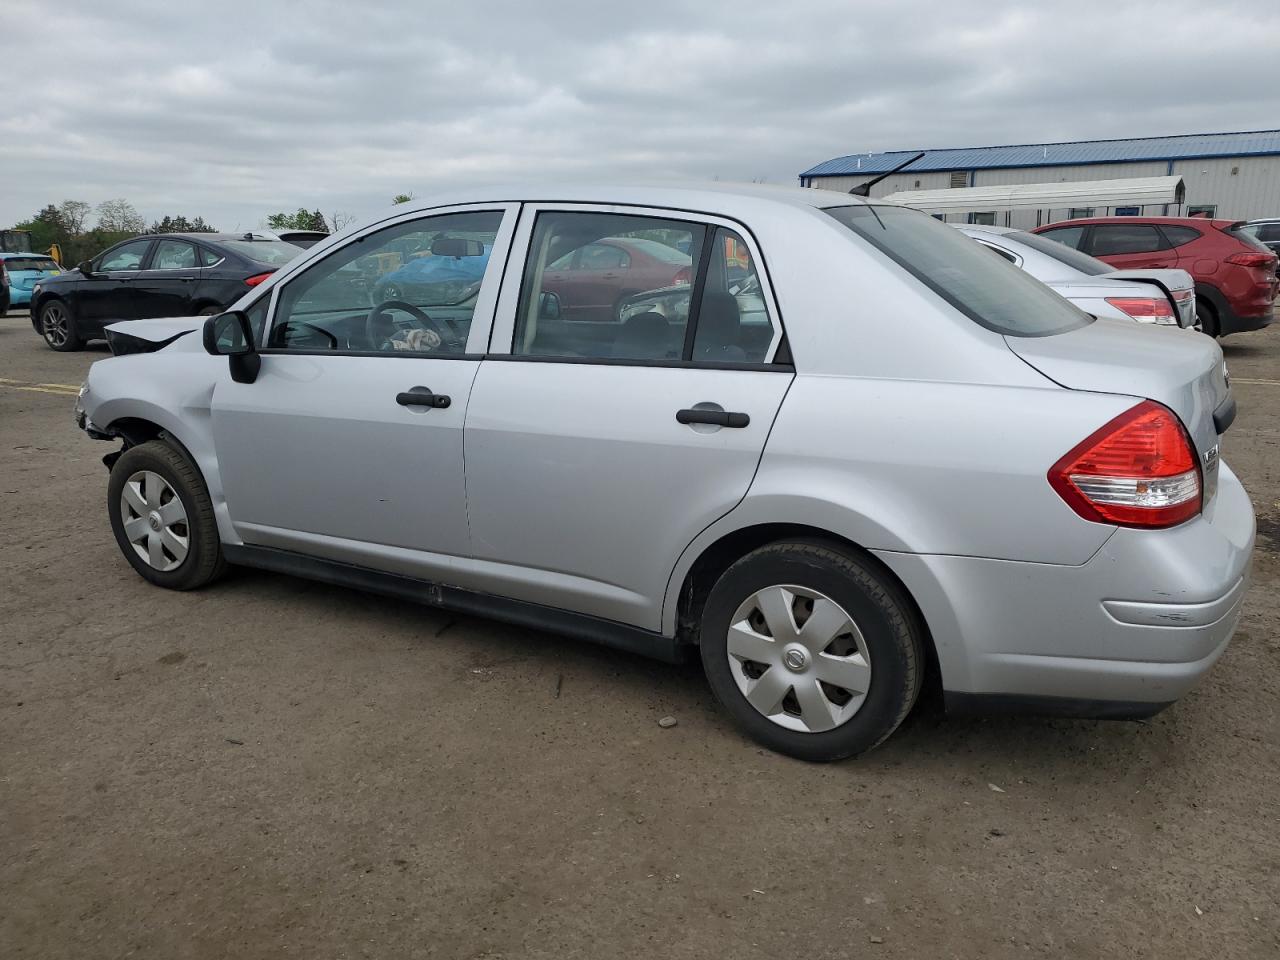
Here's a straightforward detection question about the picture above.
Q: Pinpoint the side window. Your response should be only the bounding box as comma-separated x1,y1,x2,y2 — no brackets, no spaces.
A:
1162,226,1202,247
1089,224,1168,256
1039,226,1084,249
98,240,151,272
514,212,702,360
267,210,503,354
578,243,629,270
1259,224,1280,243
151,240,197,269
198,246,223,267
978,242,1019,264
690,227,777,364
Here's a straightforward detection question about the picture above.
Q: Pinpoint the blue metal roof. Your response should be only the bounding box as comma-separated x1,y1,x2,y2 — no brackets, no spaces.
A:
801,129,1280,178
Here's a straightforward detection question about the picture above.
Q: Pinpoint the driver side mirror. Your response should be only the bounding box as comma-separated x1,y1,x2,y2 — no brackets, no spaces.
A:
202,310,261,384
539,291,561,321
78,260,96,277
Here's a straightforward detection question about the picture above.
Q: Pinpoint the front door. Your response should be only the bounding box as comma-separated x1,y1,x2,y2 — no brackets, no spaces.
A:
79,238,153,327
133,238,202,318
465,205,792,631
210,204,517,578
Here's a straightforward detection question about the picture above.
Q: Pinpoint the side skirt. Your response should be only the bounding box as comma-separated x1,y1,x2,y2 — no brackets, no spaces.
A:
222,543,687,664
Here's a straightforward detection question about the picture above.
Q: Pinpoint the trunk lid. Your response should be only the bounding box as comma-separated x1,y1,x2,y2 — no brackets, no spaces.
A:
1007,318,1230,494
1101,267,1197,327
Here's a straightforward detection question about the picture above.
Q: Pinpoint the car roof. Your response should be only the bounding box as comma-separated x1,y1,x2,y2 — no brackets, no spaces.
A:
0,251,54,258
388,181,876,219
955,224,1021,237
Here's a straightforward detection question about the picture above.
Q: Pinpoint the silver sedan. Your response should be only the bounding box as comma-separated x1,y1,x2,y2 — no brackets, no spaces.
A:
76,183,1254,761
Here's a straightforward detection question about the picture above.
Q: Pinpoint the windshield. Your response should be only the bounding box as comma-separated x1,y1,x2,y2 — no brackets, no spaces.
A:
1003,229,1112,276
825,205,1092,337
219,239,302,265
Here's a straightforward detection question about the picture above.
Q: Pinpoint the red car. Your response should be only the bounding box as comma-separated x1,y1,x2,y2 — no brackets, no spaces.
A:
543,236,691,322
1032,216,1278,337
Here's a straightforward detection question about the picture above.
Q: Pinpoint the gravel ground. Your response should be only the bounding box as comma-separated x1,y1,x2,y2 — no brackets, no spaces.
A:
2,309,1278,959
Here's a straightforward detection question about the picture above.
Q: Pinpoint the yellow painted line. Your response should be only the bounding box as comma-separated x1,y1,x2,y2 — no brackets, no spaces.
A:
0,377,79,396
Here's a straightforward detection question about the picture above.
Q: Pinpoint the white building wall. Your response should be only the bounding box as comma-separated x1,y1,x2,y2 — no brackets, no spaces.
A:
805,155,1280,227
1171,156,1280,220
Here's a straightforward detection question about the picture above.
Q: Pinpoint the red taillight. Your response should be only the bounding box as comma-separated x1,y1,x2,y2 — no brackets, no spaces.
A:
1048,400,1201,529
1105,296,1175,323
671,266,691,286
243,271,273,287
1224,252,1276,269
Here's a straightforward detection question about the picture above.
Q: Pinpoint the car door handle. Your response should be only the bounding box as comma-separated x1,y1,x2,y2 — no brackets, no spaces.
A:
676,408,750,428
397,388,451,409
178,276,195,282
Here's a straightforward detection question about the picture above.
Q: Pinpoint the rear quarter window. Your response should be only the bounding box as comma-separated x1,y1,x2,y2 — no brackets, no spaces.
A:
825,205,1091,338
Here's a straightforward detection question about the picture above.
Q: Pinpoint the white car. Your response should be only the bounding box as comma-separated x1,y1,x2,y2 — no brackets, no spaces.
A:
958,224,1198,328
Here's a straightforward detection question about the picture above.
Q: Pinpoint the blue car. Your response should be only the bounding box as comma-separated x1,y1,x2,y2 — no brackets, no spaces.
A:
2,252,63,310
370,241,490,305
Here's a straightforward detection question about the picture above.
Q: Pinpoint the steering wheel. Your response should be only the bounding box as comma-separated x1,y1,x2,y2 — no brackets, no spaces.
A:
365,300,463,351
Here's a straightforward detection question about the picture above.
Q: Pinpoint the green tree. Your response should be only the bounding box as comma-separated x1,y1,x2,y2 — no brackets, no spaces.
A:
266,208,329,233
148,215,217,233
393,193,413,205
95,198,145,234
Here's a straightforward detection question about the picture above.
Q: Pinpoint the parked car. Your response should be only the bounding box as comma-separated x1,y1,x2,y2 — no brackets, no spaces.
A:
1032,216,1278,337
958,225,1198,327
1240,219,1280,260
542,236,692,322
370,238,491,305
75,184,1252,761
29,233,303,352
0,252,63,311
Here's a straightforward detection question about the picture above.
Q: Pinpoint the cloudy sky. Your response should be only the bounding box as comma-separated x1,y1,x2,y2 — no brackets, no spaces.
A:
2,0,1277,232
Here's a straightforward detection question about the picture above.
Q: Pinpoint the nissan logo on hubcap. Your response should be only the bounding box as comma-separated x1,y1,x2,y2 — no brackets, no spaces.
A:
785,648,807,671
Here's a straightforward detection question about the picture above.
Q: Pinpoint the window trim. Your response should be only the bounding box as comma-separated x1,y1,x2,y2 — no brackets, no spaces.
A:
254,202,520,357
487,202,787,369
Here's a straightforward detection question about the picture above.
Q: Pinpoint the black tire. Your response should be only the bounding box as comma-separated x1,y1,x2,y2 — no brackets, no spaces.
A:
40,299,84,351
107,439,226,590
699,540,923,761
1196,296,1220,337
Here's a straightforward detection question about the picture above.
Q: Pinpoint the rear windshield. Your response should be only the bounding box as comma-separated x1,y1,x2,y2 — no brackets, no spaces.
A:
1004,229,1112,276
218,239,302,265
3,257,59,271
825,205,1092,337
1225,223,1276,256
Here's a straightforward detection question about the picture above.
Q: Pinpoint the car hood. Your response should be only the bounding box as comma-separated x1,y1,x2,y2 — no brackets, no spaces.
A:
104,316,205,355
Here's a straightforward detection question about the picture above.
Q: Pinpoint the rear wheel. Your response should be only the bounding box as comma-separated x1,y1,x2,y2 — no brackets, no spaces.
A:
40,300,83,351
699,540,924,761
108,440,226,590
1195,296,1219,337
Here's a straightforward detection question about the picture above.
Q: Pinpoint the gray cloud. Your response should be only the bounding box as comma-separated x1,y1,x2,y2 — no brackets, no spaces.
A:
1,0,1276,231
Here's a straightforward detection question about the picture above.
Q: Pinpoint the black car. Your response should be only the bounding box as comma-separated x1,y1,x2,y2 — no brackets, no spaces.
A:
29,233,302,351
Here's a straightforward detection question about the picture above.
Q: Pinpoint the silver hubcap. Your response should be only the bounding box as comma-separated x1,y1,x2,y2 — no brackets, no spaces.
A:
726,585,871,733
43,306,68,346
120,471,189,572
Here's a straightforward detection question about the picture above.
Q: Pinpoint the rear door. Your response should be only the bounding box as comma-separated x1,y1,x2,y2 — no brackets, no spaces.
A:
463,205,792,631
132,238,202,318
1085,222,1176,269
210,204,518,577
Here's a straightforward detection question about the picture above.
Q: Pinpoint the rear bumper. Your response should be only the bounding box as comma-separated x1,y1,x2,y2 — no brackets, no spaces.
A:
1218,305,1273,336
874,461,1255,714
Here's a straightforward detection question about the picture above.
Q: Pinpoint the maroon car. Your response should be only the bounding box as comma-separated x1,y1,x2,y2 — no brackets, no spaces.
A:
1032,216,1278,337
543,237,691,321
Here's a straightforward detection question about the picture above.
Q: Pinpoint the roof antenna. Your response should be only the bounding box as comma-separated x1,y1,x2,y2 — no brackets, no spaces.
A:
849,151,927,197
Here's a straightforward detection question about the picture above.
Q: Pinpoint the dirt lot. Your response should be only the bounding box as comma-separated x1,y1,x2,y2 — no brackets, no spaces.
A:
2,308,1278,960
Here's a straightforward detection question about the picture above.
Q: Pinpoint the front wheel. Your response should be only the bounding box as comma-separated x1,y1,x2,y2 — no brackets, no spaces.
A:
40,300,83,351
699,541,924,761
107,440,226,590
